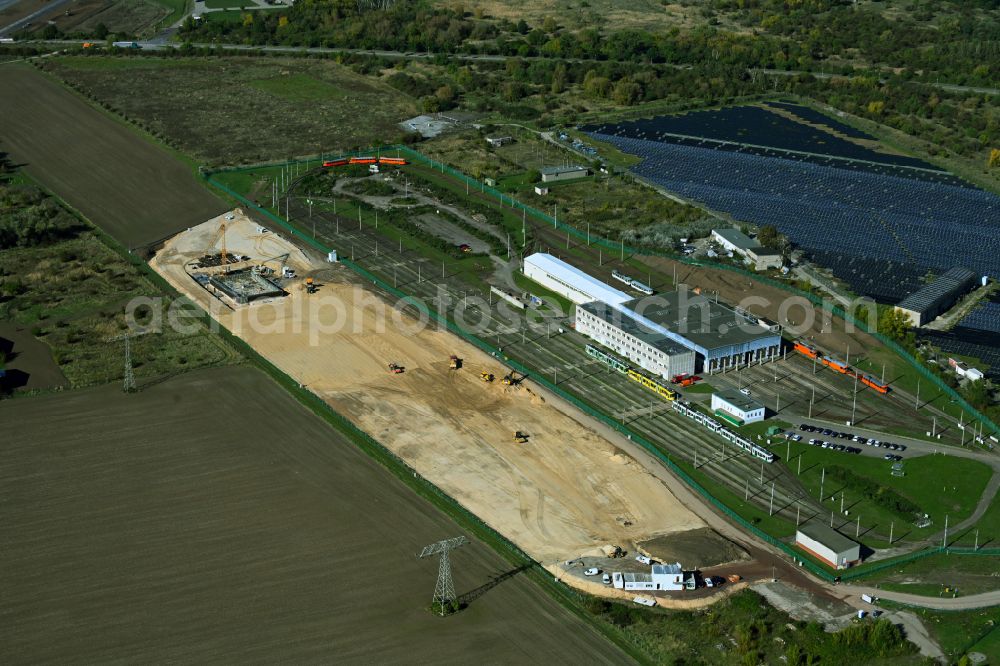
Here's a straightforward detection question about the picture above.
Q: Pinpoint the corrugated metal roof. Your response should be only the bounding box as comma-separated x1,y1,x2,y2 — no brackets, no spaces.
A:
524,253,632,306
897,267,976,314
651,563,683,575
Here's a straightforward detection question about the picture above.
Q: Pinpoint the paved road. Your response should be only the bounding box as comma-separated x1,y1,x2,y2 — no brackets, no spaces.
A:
839,583,1000,611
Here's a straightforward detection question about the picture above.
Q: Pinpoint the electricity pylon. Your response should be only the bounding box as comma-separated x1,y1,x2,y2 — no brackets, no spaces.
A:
418,536,467,616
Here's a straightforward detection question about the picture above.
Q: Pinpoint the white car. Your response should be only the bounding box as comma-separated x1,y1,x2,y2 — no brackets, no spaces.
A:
584,567,600,576
636,554,652,565
740,388,752,396
602,573,611,585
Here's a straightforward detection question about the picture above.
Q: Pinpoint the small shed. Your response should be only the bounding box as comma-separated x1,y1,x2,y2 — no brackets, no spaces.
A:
534,185,549,196
795,521,860,569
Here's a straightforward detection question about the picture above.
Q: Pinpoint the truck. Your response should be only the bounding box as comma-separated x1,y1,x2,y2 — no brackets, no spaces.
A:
112,41,141,49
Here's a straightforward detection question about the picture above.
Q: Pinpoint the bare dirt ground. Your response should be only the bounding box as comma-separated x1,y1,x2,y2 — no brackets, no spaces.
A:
151,211,709,570
1,366,628,663
639,528,749,570
0,66,225,249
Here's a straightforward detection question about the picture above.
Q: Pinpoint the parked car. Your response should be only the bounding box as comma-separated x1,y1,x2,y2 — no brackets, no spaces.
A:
584,567,600,576
636,554,652,565
740,388,752,396
602,573,611,585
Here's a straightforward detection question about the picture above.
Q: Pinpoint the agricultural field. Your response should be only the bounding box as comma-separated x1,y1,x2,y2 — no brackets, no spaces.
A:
0,65,224,248
41,56,420,166
0,366,628,663
39,0,171,35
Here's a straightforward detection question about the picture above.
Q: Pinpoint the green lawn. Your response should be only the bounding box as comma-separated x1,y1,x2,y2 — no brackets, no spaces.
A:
869,551,1000,597
784,443,991,544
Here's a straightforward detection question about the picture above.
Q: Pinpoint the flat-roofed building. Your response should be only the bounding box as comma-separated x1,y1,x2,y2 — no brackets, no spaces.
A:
576,301,696,380
711,389,765,425
540,165,589,183
622,288,782,373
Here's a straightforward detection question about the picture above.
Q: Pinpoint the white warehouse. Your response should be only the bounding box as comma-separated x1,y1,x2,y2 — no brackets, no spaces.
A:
612,563,693,591
523,253,632,306
795,521,860,569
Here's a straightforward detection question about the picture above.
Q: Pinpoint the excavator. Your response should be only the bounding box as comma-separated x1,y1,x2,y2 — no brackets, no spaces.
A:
501,370,525,387
480,372,495,382
512,431,529,443
449,355,462,370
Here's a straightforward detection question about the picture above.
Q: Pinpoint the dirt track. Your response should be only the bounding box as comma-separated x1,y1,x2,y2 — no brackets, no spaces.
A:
151,212,708,566
1,366,628,663
0,66,224,248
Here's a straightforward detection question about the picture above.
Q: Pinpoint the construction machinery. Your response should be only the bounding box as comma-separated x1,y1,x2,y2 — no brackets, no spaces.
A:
480,372,495,382
513,431,529,443
449,355,461,370
501,370,525,387
303,277,318,294
727,574,742,583
388,363,404,374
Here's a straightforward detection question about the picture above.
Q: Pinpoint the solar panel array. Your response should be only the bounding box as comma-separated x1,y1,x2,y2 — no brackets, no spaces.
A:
807,250,927,304
581,105,939,171
763,102,874,140
959,300,1000,335
583,133,1000,281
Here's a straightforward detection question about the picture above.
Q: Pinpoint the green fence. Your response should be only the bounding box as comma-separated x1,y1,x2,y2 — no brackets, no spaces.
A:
204,149,999,585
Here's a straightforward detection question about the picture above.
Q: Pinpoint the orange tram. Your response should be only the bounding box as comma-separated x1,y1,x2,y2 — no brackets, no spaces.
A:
792,342,890,395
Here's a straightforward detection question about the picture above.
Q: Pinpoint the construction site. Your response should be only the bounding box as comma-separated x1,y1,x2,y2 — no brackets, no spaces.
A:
150,210,740,597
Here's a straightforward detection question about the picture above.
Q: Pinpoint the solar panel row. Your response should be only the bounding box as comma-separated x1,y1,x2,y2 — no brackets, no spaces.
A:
762,102,874,141
581,105,939,171
959,301,1000,335
807,250,927,304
